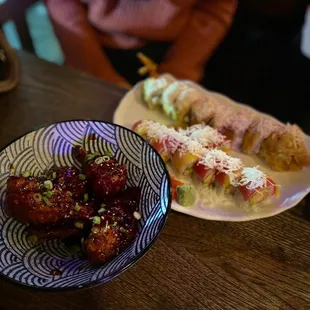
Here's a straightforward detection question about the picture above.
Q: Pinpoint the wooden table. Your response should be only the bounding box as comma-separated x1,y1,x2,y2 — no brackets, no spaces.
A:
0,52,309,310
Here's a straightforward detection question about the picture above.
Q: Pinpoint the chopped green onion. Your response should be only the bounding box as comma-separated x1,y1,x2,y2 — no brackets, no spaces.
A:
22,170,32,177
67,191,73,197
33,193,42,203
28,235,38,244
120,227,127,234
98,207,105,214
104,150,113,158
44,191,53,198
104,220,109,232
112,221,118,227
75,204,82,212
91,226,100,234
42,196,53,206
85,152,99,162
84,193,89,202
52,171,57,179
74,221,84,229
93,216,101,225
43,180,53,190
79,174,86,181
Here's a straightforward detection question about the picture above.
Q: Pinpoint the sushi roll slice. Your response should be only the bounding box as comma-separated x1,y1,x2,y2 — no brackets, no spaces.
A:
241,117,285,154
259,124,310,171
193,162,215,185
237,167,279,205
143,77,171,109
170,140,205,176
179,124,231,153
189,96,217,125
197,149,243,193
161,81,201,123
218,110,259,150
132,120,184,162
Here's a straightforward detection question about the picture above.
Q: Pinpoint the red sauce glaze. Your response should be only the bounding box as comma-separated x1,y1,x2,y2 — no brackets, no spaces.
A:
6,148,141,265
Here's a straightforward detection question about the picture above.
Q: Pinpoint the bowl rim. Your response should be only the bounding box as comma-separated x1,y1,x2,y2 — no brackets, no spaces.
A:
0,119,172,291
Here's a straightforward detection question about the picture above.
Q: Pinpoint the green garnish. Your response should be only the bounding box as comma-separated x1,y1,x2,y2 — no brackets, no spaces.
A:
93,216,101,225
52,171,57,179
33,193,42,202
104,150,113,158
84,193,89,202
75,204,82,212
120,227,127,234
79,174,86,181
112,221,118,227
22,170,32,177
42,196,53,206
43,180,53,190
98,207,105,214
74,221,84,229
85,152,99,162
104,221,109,232
44,191,53,198
28,235,38,244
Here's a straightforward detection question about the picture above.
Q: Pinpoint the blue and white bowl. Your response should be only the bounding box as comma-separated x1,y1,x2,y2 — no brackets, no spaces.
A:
0,121,171,290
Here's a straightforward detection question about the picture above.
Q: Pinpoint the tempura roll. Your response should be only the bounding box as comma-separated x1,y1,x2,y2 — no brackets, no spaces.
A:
242,117,285,154
259,124,310,171
143,77,171,109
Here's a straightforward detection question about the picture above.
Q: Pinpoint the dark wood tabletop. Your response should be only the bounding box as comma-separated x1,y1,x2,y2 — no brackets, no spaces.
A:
0,51,309,310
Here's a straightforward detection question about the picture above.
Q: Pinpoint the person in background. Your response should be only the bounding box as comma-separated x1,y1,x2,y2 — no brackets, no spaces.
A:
43,0,237,88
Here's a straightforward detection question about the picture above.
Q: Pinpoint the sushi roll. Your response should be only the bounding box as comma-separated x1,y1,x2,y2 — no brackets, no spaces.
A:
132,120,184,162
259,124,310,171
241,117,285,154
189,96,217,125
237,167,279,205
143,76,171,109
170,140,205,176
193,162,215,185
218,110,259,150
179,124,231,153
161,81,201,123
197,149,243,192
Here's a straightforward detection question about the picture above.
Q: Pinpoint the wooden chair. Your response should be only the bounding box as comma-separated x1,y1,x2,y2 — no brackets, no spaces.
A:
0,0,38,53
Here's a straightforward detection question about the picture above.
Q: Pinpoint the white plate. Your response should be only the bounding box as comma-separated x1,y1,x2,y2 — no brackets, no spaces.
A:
113,75,310,221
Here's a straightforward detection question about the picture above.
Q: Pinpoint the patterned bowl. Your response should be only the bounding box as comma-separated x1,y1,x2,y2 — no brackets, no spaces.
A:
0,121,171,290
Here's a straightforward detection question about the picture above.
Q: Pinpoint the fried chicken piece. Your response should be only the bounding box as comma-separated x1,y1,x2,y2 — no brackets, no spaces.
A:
7,176,40,192
83,221,122,264
84,158,127,198
27,220,85,242
6,177,96,225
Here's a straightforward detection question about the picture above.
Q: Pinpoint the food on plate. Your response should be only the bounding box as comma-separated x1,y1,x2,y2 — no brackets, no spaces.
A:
134,120,279,206
143,76,171,109
188,97,217,125
258,124,310,171
170,176,196,207
141,76,310,172
6,148,142,265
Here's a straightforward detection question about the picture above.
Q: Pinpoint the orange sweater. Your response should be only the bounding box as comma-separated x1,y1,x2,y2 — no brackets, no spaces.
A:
44,0,237,84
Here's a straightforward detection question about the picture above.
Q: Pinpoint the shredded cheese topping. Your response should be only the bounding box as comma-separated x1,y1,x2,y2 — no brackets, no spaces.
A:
238,167,267,190
198,149,243,173
179,124,226,148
